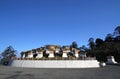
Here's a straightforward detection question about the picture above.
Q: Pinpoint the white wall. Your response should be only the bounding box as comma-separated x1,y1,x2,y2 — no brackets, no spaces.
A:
10,60,100,68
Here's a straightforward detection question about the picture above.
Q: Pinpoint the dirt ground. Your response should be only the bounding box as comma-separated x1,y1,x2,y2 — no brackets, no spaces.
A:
0,64,120,79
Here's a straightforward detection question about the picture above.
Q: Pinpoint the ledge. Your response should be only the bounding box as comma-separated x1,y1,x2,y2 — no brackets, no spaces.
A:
9,60,100,68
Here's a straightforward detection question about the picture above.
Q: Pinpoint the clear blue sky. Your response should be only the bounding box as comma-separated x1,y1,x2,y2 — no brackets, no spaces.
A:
0,0,120,56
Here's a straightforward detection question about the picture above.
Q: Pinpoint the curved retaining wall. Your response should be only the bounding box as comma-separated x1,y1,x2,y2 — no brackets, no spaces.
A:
9,60,100,68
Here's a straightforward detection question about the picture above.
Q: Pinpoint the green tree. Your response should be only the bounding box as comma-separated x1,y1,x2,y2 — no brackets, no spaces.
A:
95,38,104,47
71,41,78,48
114,26,120,35
95,38,108,62
113,42,120,63
105,33,113,42
88,37,95,50
86,38,95,57
1,46,17,65
80,45,87,50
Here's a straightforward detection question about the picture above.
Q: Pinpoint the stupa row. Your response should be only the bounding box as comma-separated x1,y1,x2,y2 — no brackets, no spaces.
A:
20,45,95,60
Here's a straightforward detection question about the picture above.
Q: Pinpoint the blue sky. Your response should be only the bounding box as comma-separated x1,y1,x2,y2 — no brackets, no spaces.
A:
0,0,120,56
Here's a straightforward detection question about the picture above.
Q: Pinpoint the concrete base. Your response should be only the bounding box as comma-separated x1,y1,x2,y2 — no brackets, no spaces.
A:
107,56,117,64
9,60,100,68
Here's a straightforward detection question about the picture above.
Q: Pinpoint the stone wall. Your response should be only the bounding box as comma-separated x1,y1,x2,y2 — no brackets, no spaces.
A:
9,60,100,68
